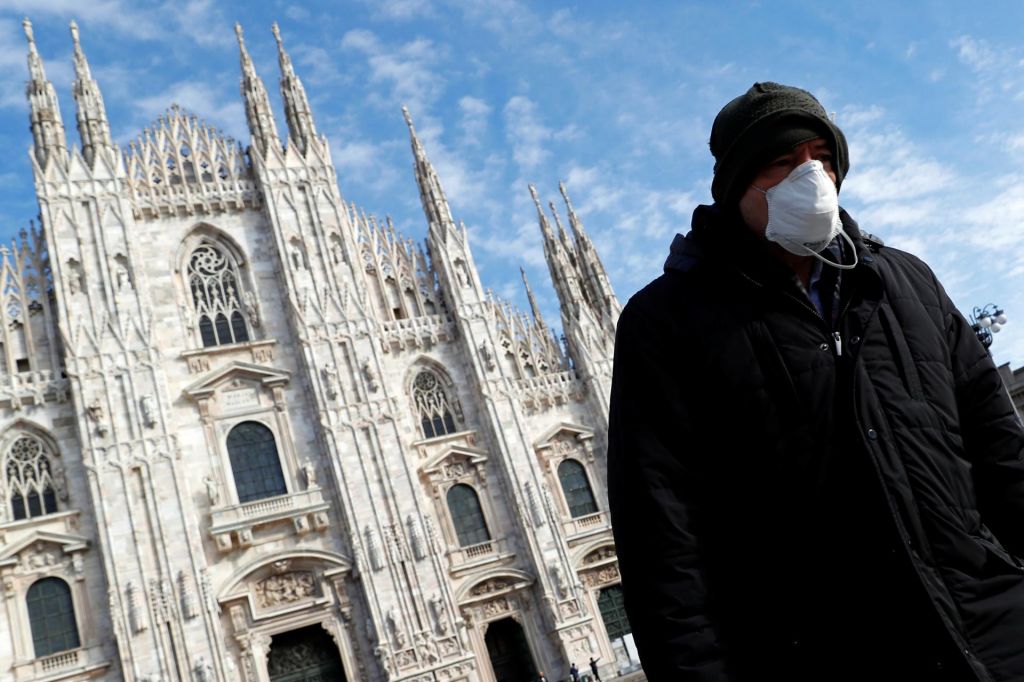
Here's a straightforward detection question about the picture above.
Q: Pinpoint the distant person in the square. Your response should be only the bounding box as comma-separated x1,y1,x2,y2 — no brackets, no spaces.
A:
608,82,1024,681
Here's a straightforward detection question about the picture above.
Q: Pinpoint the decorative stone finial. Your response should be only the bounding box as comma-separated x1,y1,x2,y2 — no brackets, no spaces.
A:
69,20,80,47
23,18,34,44
272,21,282,45
402,105,414,129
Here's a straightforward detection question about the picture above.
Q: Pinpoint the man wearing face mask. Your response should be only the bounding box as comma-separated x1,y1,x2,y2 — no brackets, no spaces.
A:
607,82,1024,681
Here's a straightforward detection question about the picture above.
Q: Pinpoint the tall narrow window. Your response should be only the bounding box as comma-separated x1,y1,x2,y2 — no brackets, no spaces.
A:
187,243,250,347
558,459,598,518
447,484,490,546
4,436,58,521
27,578,80,657
412,371,457,439
227,422,287,503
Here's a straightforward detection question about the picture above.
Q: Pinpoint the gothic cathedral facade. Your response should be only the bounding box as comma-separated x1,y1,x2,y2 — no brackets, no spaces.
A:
1,19,629,682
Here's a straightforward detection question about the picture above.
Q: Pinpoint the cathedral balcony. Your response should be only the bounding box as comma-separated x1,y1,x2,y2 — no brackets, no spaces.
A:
209,487,330,552
561,510,611,546
446,537,515,577
377,313,454,353
516,370,584,412
14,644,110,682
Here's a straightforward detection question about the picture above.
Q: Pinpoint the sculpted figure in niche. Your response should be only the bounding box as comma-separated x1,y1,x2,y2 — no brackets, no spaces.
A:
140,394,157,427
302,460,318,489
243,290,260,328
204,475,220,506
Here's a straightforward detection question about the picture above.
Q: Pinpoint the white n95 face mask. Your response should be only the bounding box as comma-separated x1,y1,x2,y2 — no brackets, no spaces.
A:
757,160,857,270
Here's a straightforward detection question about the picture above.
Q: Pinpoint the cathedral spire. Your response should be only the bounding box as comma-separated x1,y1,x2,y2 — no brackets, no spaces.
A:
560,182,621,323
23,18,67,168
548,200,578,266
529,184,585,318
70,20,114,166
272,22,317,154
529,184,554,241
403,106,456,237
520,267,546,328
235,23,280,156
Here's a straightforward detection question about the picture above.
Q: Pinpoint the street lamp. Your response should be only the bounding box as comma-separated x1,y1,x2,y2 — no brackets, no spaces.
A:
970,304,1008,350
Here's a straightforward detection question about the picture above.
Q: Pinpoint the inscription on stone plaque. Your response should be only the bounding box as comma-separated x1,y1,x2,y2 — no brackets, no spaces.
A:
222,388,259,410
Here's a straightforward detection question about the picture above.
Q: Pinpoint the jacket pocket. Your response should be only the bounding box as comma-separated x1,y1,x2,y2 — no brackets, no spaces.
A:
878,303,925,400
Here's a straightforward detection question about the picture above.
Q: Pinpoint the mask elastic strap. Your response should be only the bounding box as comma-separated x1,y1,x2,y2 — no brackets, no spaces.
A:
796,228,859,270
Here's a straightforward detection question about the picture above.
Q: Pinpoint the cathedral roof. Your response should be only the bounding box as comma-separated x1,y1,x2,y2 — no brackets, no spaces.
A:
125,104,257,217
126,104,250,187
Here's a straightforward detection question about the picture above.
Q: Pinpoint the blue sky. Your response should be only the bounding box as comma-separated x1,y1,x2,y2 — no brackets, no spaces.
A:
2,1,1024,366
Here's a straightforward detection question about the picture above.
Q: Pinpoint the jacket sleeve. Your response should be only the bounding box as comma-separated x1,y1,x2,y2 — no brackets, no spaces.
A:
944,285,1024,556
607,299,732,681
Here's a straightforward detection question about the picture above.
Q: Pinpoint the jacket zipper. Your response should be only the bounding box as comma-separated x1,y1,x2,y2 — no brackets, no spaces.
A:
741,270,849,358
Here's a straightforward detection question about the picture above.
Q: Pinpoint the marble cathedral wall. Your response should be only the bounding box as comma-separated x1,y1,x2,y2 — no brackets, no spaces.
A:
0,18,631,682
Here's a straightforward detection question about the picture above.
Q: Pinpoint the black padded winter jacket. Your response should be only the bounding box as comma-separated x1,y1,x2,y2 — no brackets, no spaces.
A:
608,204,1024,681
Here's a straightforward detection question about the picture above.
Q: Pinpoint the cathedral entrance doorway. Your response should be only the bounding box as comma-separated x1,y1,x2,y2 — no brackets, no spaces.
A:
266,625,347,682
598,584,640,672
484,617,536,682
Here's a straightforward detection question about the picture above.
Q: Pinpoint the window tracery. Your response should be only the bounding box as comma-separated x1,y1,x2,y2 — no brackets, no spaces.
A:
3,436,58,522
187,243,250,347
413,371,457,439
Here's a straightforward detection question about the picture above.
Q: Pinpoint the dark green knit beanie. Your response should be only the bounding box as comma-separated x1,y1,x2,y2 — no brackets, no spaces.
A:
709,82,849,205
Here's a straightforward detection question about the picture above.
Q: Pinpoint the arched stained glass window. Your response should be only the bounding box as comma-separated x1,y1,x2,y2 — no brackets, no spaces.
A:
558,459,598,518
227,422,287,504
412,371,457,439
4,436,58,521
27,578,80,657
187,243,250,347
446,484,490,547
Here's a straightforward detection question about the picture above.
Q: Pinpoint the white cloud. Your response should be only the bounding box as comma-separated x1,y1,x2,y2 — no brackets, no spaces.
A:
504,95,552,170
458,95,490,146
359,0,434,20
340,29,445,115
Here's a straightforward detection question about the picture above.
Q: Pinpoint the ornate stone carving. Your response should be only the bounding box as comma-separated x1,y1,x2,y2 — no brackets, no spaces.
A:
127,580,147,633
243,290,260,328
429,592,448,634
361,358,379,392
179,570,198,619
255,571,316,608
470,579,509,596
86,399,108,437
204,475,220,506
581,562,621,588
414,631,439,665
583,546,616,565
551,564,569,599
140,394,157,427
321,365,339,399
193,656,214,682
479,341,495,371
407,513,426,560
301,460,317,489
482,596,511,617
525,481,544,527
387,608,407,648
365,526,383,571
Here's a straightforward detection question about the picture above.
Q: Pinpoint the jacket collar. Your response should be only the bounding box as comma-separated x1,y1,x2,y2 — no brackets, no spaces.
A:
664,203,883,293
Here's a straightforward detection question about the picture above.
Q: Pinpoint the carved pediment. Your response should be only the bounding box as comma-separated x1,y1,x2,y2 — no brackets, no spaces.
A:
183,361,290,402
533,422,594,450
456,568,534,604
421,445,487,482
0,530,89,570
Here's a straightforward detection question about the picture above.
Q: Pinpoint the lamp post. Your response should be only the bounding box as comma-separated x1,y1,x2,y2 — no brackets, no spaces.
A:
970,304,1008,350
